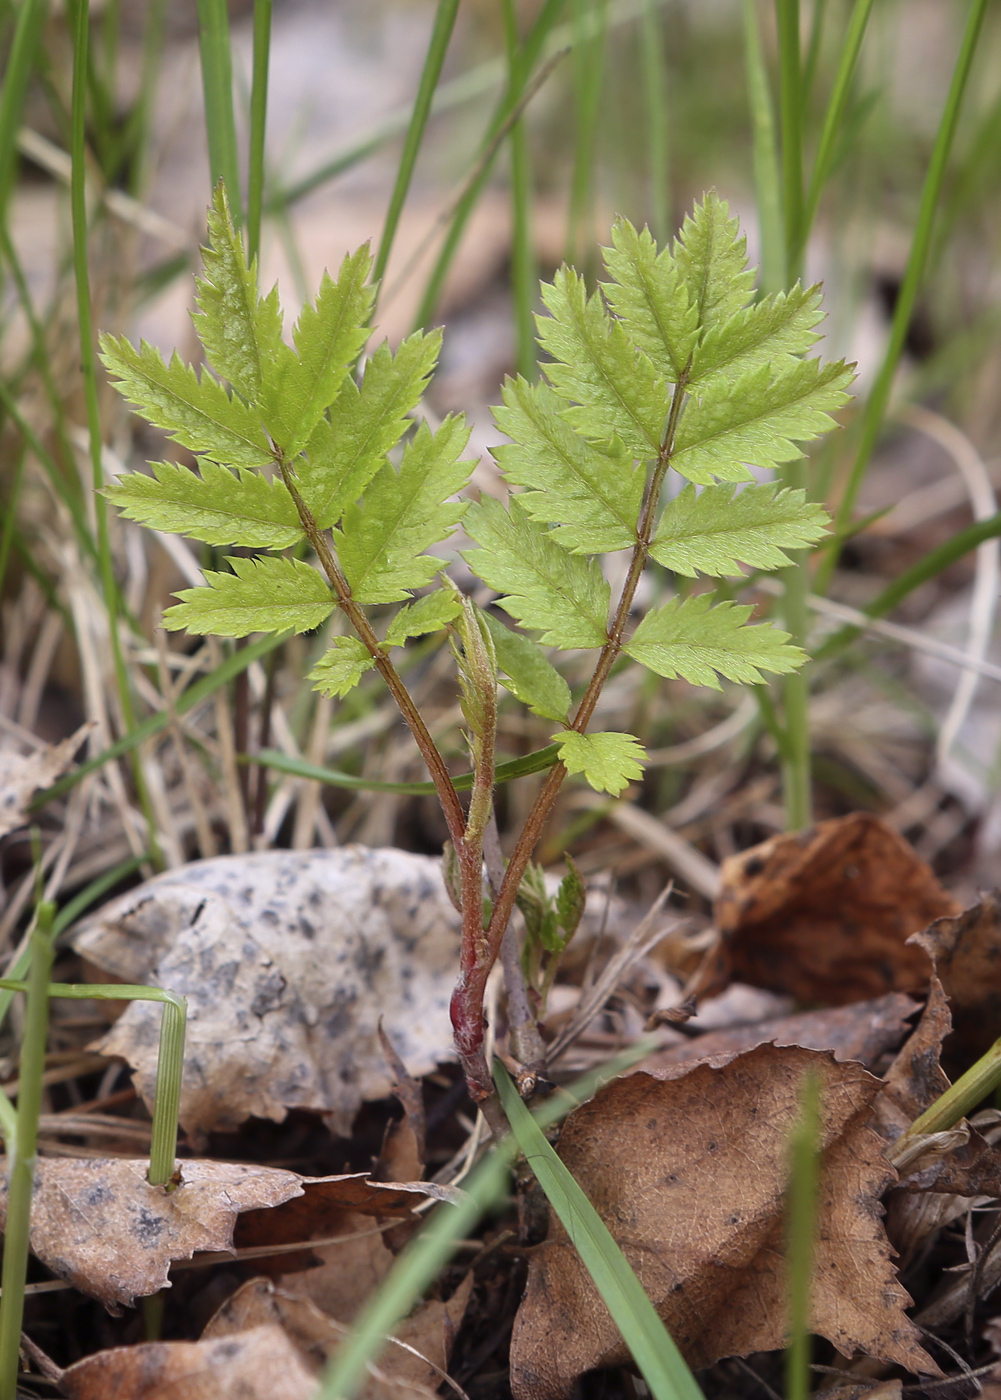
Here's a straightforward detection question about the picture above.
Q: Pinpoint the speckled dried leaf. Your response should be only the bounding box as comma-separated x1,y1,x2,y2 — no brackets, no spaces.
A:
511,1044,936,1400
71,848,461,1139
58,1324,318,1399
0,1157,302,1311
0,722,92,838
710,813,958,1004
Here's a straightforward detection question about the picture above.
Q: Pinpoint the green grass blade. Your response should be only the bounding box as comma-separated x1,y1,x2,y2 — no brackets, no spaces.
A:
495,1064,704,1400
824,0,989,577
0,0,49,227
565,0,608,268
253,742,562,795
373,0,461,286
247,0,272,265
503,0,537,381
774,0,804,284
640,0,670,243
784,1072,820,1400
742,0,783,297
196,0,242,209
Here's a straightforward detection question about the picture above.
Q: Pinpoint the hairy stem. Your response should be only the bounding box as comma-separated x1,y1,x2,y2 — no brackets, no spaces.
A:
276,459,466,845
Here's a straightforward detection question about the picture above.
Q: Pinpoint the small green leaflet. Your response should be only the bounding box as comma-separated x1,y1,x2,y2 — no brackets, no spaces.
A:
164,555,334,637
336,415,471,604
537,268,667,457
463,496,610,649
192,184,284,405
670,357,854,485
600,219,698,383
310,636,375,698
554,730,647,796
689,283,824,387
674,192,756,334
624,593,804,688
103,459,301,549
263,247,375,457
492,378,642,554
480,609,571,723
297,331,441,529
99,335,272,469
651,483,829,577
384,590,462,646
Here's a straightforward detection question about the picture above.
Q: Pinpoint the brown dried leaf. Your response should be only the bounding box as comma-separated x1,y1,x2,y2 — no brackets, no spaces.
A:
711,813,958,1004
71,848,461,1139
875,977,953,1139
203,1273,472,1400
511,1044,935,1400
0,1157,301,1311
911,891,1001,1063
640,993,919,1073
0,723,91,838
58,1324,317,1400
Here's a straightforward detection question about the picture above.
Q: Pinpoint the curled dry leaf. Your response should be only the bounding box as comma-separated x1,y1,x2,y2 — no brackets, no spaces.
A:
511,1044,935,1400
0,721,92,838
204,1273,472,1400
911,890,1001,1064
640,992,919,1074
0,1157,302,1311
59,1324,318,1400
709,813,958,1004
72,848,461,1138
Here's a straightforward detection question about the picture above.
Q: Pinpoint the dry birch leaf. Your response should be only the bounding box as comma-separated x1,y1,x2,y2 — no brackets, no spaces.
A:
0,1157,302,1311
71,848,461,1138
0,722,92,838
511,1044,935,1400
911,891,1001,1063
58,1324,318,1400
640,993,918,1073
711,813,958,1004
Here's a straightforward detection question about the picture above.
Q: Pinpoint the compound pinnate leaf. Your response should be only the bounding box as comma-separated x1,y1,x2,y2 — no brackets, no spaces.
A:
463,496,610,649
104,459,302,549
690,282,824,386
537,267,668,457
674,191,756,333
510,1045,935,1396
670,357,854,486
492,378,642,554
384,589,462,646
100,334,271,469
164,555,334,637
266,246,375,457
650,483,829,577
336,415,471,604
193,184,284,404
625,593,803,688
297,330,441,529
480,610,571,723
553,730,646,796
309,636,376,698
601,218,699,383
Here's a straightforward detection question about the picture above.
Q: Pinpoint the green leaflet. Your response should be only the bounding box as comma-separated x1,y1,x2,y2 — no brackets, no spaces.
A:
689,283,824,386
537,267,668,457
670,357,854,485
336,416,471,605
164,555,335,637
674,191,756,334
624,592,804,688
297,331,441,529
384,590,462,646
99,335,272,469
651,483,829,577
492,378,642,554
601,218,698,383
554,730,647,796
463,496,610,649
103,459,301,549
263,247,375,457
480,609,571,723
310,636,376,698
193,184,284,405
